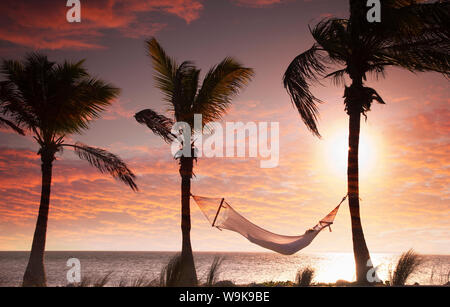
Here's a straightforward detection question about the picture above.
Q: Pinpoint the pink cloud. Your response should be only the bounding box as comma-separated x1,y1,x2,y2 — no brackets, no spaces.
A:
102,99,137,120
0,0,204,50
0,80,448,253
231,0,286,7
408,108,450,139
0,0,296,51
0,109,449,254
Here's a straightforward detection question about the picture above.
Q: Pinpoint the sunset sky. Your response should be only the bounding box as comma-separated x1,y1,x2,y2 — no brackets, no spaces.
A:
0,0,448,255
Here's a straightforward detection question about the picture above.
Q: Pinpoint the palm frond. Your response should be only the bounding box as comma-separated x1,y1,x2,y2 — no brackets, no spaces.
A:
311,19,350,62
0,53,120,140
146,38,178,104
134,109,175,143
380,41,450,77
0,116,25,135
366,64,387,81
46,63,120,135
324,69,347,86
284,0,448,134
0,64,40,129
64,143,138,191
379,1,450,41
194,57,254,124
170,61,200,122
349,0,423,35
73,77,120,124
145,40,253,131
358,1,450,78
283,45,328,137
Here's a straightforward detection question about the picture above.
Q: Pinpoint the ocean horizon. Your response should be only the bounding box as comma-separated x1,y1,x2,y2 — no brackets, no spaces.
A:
1,251,449,287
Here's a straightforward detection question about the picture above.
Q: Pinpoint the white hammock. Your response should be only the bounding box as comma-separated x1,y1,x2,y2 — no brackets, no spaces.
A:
192,194,345,255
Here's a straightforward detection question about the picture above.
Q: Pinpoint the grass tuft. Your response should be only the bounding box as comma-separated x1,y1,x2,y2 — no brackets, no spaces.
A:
390,249,423,286
67,271,113,287
205,256,224,287
115,274,156,287
159,254,184,287
295,266,315,287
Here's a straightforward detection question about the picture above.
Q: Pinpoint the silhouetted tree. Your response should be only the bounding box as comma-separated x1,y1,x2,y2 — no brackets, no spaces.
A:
0,53,138,286
135,38,253,286
283,0,449,282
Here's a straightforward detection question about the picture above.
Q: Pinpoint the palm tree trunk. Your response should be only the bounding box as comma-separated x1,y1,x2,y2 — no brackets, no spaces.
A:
179,156,197,286
349,0,366,28
347,109,372,283
22,150,54,287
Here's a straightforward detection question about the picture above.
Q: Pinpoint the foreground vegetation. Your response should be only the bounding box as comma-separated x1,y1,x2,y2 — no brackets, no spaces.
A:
61,250,448,287
1,252,447,288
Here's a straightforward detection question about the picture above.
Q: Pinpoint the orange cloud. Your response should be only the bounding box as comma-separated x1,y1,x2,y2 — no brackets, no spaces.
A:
0,0,301,51
231,0,286,7
0,0,204,50
0,82,448,253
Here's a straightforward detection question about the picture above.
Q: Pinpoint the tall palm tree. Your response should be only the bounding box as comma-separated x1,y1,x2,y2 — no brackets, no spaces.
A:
134,38,253,285
283,0,449,282
0,53,139,287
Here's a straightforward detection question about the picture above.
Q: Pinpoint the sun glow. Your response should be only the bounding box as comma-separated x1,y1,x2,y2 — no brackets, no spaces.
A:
323,126,380,179
314,253,357,283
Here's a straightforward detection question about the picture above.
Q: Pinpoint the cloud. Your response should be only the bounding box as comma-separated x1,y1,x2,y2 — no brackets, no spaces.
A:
0,75,448,253
408,107,450,140
0,0,298,51
102,99,137,120
0,0,204,50
231,0,286,7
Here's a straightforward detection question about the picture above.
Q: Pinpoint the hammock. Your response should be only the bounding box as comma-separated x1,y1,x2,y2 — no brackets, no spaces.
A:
191,194,346,255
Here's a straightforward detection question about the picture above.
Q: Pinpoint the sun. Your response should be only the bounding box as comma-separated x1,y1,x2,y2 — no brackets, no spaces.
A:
323,126,379,179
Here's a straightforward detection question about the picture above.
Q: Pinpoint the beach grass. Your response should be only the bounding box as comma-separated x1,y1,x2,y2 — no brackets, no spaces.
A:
295,266,315,287
159,253,185,287
3,250,446,287
204,256,225,286
67,271,113,287
389,249,423,286
115,274,156,287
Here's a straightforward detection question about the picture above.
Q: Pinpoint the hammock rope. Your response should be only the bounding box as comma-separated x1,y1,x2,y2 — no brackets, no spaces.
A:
191,194,346,255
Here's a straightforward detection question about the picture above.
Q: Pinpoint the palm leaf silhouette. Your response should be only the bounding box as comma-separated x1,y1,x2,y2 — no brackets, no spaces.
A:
64,143,138,192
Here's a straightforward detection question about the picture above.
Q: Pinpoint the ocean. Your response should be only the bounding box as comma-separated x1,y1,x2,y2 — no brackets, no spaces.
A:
0,251,448,286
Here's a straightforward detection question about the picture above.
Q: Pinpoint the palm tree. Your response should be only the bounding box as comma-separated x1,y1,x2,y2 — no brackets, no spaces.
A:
0,53,139,287
283,0,449,283
134,38,253,285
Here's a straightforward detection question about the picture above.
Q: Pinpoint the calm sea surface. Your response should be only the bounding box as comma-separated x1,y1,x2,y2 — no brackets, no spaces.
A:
0,252,448,286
